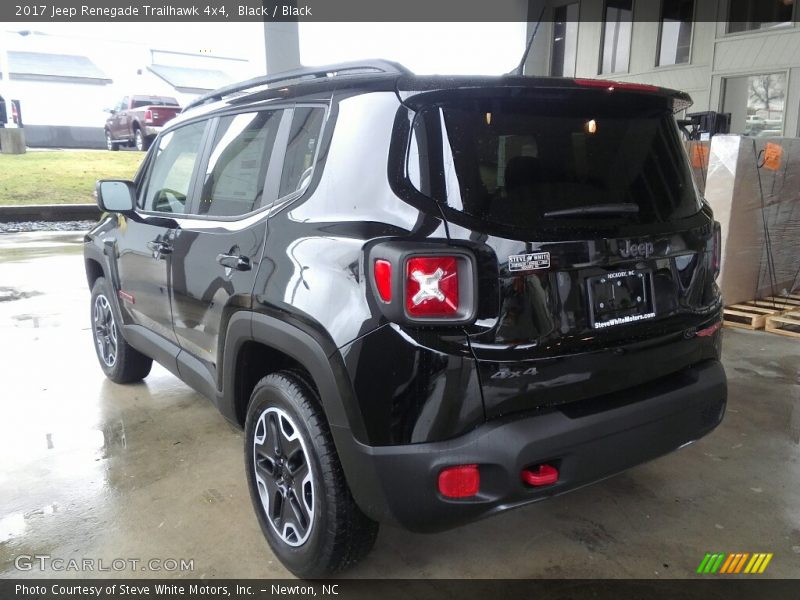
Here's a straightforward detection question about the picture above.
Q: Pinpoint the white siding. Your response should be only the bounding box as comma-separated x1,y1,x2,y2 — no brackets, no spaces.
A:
526,0,800,136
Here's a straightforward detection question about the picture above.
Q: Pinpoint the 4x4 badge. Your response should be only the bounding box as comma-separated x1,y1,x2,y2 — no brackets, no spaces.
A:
508,252,550,272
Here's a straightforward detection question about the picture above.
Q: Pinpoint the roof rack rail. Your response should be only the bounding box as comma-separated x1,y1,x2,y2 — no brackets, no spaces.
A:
183,59,410,112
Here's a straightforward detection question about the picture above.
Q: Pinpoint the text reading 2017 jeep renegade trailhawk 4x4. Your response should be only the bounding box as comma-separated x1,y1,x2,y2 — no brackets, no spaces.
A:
85,61,726,577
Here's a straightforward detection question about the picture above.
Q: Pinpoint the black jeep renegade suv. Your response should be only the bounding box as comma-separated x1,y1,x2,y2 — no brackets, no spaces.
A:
84,60,727,577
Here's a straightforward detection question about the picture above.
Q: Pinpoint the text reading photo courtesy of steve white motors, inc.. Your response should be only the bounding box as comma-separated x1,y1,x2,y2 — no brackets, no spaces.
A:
14,582,341,598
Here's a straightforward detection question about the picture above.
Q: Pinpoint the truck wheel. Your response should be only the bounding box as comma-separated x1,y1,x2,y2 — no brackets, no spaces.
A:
134,128,151,151
106,130,119,151
244,372,378,577
90,277,152,383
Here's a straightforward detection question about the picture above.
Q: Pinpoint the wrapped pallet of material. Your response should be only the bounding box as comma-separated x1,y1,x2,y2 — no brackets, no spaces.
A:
703,135,800,306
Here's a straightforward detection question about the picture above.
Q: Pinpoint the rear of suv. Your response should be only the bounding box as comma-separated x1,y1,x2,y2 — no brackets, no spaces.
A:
84,61,726,577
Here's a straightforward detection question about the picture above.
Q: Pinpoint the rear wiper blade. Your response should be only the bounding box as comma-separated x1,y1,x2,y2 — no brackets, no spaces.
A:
543,203,640,218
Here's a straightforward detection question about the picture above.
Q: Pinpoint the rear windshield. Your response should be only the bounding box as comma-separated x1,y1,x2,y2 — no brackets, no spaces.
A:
406,94,700,228
132,96,180,108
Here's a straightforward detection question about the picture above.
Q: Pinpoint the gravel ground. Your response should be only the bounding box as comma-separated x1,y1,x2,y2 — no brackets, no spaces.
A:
0,220,96,233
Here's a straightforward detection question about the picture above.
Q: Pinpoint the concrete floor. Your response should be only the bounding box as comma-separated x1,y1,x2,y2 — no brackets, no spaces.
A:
0,231,798,579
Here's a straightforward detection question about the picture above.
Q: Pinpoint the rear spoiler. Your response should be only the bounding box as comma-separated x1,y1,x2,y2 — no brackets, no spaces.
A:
397,75,693,114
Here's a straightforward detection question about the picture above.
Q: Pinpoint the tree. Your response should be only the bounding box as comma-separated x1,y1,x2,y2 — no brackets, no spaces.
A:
749,74,785,118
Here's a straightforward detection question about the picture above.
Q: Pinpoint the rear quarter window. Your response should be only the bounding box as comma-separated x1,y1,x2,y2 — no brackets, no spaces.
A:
132,96,180,108
279,107,326,198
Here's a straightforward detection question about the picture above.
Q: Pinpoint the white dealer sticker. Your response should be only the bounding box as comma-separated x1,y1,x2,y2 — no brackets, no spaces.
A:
508,252,550,272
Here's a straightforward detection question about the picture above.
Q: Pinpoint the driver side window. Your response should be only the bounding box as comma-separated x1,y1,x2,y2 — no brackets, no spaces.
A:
140,120,206,214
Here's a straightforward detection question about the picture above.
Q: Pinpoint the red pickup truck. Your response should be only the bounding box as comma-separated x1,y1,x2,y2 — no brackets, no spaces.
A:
105,95,181,151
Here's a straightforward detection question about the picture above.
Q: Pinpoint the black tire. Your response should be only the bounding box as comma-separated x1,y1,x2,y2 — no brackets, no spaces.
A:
244,372,378,578
134,128,151,151
105,130,119,151
90,277,152,383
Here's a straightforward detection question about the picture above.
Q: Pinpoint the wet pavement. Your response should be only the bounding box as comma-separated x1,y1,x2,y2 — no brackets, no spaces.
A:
0,231,798,579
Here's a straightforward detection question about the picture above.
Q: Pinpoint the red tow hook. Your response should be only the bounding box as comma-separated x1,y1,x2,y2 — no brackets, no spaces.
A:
521,464,559,487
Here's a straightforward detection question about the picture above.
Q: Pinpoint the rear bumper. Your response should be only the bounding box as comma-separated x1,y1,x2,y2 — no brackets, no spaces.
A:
336,359,726,532
141,125,162,138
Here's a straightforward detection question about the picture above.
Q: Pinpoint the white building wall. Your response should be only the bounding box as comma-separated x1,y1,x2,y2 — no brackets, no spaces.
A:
525,0,800,136
1,29,259,128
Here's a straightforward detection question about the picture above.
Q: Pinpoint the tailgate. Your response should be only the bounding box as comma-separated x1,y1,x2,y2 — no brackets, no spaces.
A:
392,83,723,419
143,105,181,126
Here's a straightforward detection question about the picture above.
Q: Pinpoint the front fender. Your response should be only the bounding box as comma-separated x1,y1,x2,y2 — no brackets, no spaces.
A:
83,235,127,327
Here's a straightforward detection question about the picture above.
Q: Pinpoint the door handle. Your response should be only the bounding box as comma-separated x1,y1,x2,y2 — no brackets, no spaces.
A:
216,253,251,272
147,240,172,258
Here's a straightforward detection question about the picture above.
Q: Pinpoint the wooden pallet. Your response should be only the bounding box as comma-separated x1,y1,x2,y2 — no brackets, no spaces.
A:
723,303,785,330
765,310,800,338
743,299,800,313
723,294,800,330
760,294,800,307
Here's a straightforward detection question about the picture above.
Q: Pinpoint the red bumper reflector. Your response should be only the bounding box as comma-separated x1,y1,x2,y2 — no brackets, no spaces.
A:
697,321,722,337
438,464,480,498
521,464,559,487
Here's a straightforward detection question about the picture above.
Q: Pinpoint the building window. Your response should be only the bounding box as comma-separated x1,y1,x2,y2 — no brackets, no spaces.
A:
600,0,634,74
722,73,786,137
658,0,694,66
727,0,795,33
551,3,579,77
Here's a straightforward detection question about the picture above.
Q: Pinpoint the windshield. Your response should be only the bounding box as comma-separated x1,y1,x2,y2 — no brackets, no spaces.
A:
406,93,700,229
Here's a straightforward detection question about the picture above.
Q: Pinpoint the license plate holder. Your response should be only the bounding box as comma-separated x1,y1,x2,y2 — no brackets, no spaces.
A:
587,269,656,329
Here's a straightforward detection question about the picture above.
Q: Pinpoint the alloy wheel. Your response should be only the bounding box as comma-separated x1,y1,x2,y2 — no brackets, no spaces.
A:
253,407,315,546
93,294,118,367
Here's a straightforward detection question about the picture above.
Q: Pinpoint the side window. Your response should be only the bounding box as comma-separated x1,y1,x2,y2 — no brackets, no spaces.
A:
139,120,206,214
118,97,129,112
198,110,284,217
278,107,325,197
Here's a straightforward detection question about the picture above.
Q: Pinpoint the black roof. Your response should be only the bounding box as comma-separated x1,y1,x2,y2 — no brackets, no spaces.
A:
180,59,692,117
182,59,409,112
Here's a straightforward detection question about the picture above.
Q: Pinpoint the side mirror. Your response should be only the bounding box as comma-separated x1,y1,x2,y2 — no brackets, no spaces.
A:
96,180,136,213
106,108,117,115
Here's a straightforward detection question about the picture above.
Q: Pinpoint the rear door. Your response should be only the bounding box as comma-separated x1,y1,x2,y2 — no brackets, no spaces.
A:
168,106,296,378
402,87,720,418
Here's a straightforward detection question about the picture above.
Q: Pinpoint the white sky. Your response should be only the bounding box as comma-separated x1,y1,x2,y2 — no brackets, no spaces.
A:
6,22,528,75
299,23,528,74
